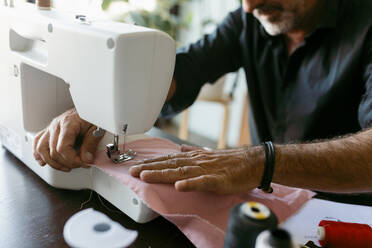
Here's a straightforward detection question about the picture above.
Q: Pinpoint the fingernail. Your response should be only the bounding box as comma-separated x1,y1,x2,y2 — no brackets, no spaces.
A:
37,160,45,166
129,166,140,175
84,152,93,163
139,171,148,180
61,167,71,172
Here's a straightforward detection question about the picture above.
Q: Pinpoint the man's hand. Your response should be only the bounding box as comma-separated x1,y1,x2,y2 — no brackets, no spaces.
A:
130,146,264,194
33,108,104,172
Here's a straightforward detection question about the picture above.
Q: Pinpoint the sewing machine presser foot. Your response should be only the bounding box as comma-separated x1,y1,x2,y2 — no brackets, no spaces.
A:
106,146,136,164
105,125,136,164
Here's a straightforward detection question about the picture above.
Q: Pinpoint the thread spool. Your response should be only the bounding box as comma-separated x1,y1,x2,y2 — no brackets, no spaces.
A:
37,0,50,10
318,220,372,248
255,228,294,248
224,202,278,248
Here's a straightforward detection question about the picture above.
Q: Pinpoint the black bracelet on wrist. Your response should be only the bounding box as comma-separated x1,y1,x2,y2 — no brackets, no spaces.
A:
258,141,275,193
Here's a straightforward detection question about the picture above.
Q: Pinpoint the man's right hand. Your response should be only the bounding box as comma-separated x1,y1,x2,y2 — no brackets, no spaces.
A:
32,108,104,172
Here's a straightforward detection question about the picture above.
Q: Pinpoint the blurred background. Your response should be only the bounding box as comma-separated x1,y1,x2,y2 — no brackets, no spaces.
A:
24,0,250,149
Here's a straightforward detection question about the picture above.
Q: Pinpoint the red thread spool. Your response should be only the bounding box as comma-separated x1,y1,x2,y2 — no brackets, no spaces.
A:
318,220,372,248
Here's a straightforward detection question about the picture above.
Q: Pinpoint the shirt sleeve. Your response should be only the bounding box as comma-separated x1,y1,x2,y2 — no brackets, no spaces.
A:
359,29,372,128
161,7,244,118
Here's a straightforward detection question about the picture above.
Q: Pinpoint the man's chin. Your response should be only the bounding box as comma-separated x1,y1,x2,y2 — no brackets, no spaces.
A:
261,24,285,36
254,12,293,36
255,18,284,35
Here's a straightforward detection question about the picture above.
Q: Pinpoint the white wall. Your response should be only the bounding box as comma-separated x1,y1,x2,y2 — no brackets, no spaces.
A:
177,0,247,148
52,0,108,17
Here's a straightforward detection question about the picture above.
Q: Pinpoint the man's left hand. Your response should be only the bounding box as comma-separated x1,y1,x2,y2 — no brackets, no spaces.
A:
130,145,264,194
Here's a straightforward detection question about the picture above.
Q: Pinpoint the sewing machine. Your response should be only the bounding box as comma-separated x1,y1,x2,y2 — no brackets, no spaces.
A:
0,1,175,223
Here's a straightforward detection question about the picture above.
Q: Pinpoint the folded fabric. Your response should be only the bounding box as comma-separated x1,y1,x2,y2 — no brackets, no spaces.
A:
92,137,315,248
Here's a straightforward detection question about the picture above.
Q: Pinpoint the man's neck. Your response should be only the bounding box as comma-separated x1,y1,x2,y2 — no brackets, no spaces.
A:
284,0,324,56
285,31,307,55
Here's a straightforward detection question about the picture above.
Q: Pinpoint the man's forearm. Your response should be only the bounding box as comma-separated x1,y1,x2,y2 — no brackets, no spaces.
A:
272,129,372,193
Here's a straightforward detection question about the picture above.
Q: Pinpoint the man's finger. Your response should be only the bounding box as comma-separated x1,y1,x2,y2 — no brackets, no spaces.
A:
139,166,204,183
135,153,183,165
33,130,46,165
130,158,193,177
175,175,220,192
49,125,81,169
57,121,84,166
180,144,213,153
80,125,104,164
180,144,203,152
36,132,71,172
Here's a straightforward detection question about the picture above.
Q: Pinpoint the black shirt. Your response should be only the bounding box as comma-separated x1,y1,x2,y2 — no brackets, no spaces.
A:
162,0,372,144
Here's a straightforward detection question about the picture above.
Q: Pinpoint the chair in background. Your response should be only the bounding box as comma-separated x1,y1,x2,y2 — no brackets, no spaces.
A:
238,92,251,147
178,75,238,149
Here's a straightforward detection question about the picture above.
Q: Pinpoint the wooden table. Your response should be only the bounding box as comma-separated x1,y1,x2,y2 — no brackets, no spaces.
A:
0,128,195,248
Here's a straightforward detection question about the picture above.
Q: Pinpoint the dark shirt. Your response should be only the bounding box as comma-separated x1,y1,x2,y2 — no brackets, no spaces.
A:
162,0,372,144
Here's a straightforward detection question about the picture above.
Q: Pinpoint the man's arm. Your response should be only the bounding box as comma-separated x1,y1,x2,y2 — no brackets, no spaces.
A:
273,128,372,193
166,79,176,102
130,129,372,194
161,8,244,118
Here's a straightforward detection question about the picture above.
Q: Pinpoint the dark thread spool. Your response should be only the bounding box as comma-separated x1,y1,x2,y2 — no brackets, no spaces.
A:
224,202,278,248
255,228,293,248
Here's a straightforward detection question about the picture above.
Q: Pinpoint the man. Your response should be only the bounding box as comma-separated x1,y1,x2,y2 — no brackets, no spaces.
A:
33,0,372,194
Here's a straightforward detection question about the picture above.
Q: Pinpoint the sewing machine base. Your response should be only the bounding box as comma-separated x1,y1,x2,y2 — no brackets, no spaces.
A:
0,131,158,223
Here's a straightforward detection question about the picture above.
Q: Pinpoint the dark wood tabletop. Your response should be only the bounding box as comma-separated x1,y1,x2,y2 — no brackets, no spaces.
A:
0,128,195,248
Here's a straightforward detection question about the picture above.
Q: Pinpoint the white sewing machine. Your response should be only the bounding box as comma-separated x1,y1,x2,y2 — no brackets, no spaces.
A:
0,1,175,223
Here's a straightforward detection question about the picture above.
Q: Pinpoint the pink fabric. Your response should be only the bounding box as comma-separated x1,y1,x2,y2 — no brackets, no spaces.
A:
92,137,315,248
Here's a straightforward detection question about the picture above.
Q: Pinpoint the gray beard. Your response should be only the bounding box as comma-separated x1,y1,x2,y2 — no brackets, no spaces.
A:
253,9,296,36
252,0,306,36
